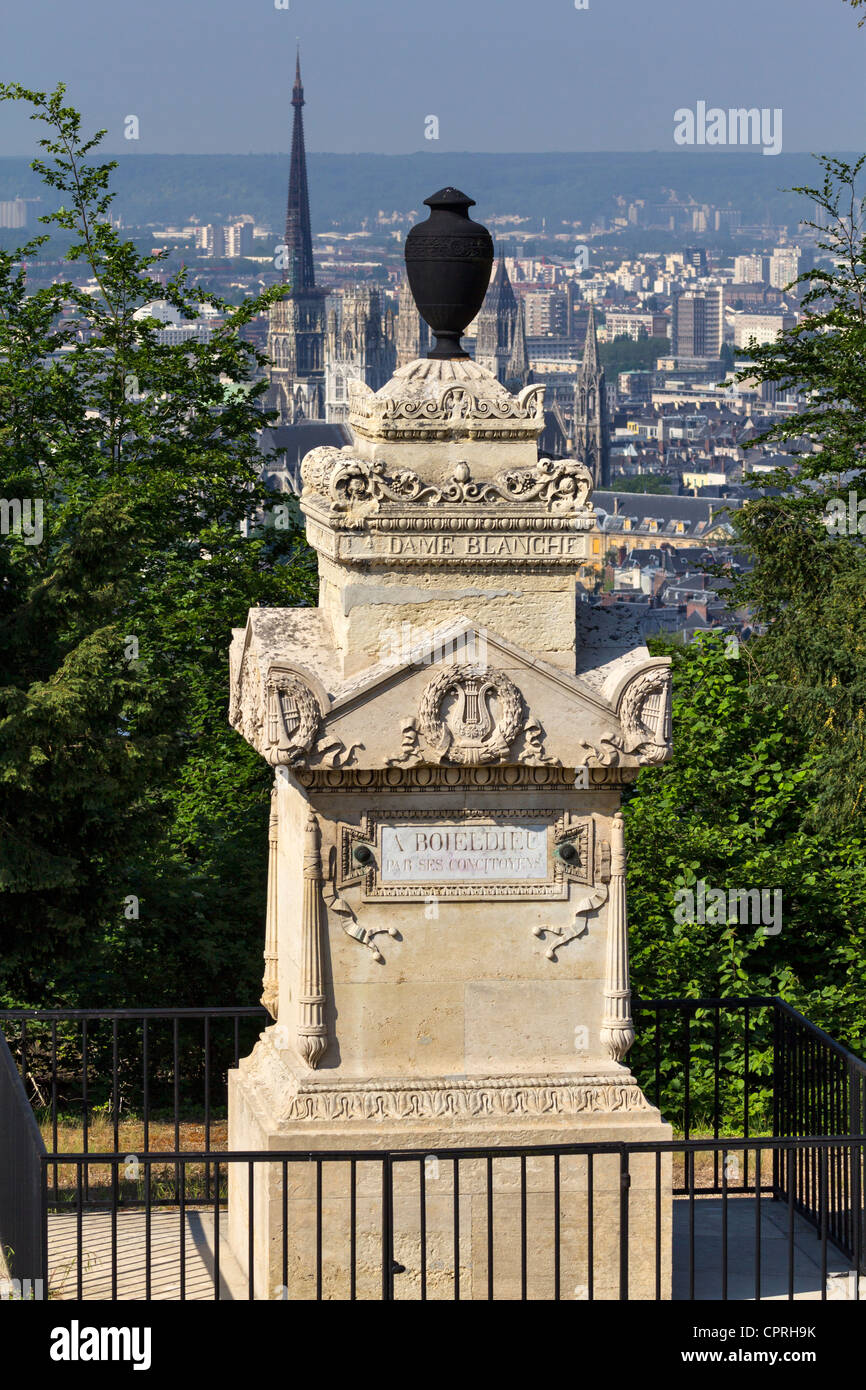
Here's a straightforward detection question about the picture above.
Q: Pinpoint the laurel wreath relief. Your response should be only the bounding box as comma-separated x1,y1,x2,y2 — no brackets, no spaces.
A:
418,663,525,765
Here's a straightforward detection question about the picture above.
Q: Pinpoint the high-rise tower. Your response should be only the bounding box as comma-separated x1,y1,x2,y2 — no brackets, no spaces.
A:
267,50,327,423
574,304,610,487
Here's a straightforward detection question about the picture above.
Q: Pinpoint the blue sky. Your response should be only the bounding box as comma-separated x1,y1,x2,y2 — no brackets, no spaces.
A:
1,0,863,155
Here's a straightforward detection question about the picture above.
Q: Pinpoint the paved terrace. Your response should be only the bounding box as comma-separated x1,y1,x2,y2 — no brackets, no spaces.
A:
46,1197,861,1301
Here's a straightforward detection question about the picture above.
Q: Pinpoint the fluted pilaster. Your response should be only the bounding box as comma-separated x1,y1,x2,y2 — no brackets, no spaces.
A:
600,811,634,1064
297,811,328,1068
261,781,280,1020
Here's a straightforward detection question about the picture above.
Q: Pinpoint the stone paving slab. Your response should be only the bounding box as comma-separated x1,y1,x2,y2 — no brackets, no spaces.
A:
671,1196,862,1301
48,1210,246,1301
47,1196,864,1301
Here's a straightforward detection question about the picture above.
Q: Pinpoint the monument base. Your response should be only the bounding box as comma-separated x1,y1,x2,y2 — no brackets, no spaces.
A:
228,1028,672,1301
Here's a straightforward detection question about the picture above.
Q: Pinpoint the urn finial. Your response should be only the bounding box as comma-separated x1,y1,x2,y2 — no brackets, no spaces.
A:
404,188,494,360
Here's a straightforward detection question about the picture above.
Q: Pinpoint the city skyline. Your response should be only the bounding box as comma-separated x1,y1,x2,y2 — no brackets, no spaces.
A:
0,0,864,156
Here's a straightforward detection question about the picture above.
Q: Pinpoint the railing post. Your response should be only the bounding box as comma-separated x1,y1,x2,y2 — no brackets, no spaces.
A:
772,1001,782,1199
619,1147,630,1301
382,1154,394,1301
851,1062,865,1275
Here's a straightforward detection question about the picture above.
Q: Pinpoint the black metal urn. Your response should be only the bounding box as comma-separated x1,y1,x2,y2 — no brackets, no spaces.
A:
404,188,494,359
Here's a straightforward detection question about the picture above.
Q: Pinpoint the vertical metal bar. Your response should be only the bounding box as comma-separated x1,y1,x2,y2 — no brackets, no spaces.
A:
282,1160,288,1298
81,1019,89,1162
587,1153,594,1302
50,1020,58,1201
619,1148,629,1301
315,1160,323,1301
772,1004,781,1199
688,1147,695,1301
754,1145,761,1302
519,1154,527,1302
204,1016,211,1163
787,1146,795,1301
112,1019,119,1156
655,1149,662,1302
713,1004,721,1190
721,1147,728,1301
142,1019,149,1155
486,1154,493,1302
419,1158,427,1302
820,1146,828,1300
743,1005,751,1193
173,1019,181,1209
684,1009,692,1140
381,1156,393,1302
76,1158,83,1300
350,1159,357,1302
179,1156,187,1301
213,1160,221,1301
454,1157,461,1302
145,1157,152,1302
248,1162,255,1301
554,1152,561,1302
853,1137,863,1297
111,1154,118,1301
173,1017,180,1152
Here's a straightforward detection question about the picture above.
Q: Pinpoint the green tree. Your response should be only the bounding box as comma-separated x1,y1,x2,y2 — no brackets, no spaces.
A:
600,335,669,375
609,474,673,494
0,84,315,1007
729,156,866,830
625,637,866,1059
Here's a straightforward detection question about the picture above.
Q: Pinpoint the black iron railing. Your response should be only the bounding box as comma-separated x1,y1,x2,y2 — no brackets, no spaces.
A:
0,1007,267,1160
3,998,865,1299
632,995,776,1139
32,1138,865,1302
772,1000,866,1263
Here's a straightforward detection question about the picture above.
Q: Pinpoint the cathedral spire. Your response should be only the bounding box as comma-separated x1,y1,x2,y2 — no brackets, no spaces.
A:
505,299,530,393
475,258,518,383
574,301,610,487
285,47,315,291
581,302,600,378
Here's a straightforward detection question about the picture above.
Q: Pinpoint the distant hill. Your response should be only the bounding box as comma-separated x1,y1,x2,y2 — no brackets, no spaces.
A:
0,150,856,237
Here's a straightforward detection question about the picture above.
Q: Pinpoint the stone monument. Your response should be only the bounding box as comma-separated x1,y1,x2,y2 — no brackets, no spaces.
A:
227,189,673,1300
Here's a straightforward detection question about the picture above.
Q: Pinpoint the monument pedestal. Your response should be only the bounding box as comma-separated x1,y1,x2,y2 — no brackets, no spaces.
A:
227,206,676,1301
229,1029,671,1301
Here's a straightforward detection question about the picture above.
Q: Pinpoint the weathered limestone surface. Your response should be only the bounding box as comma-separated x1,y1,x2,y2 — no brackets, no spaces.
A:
227,355,674,1299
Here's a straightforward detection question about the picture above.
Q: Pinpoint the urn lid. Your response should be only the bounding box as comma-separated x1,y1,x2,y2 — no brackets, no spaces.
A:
405,187,494,360
423,186,477,211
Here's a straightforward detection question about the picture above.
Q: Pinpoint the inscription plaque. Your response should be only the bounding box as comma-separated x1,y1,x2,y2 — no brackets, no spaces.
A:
380,821,548,884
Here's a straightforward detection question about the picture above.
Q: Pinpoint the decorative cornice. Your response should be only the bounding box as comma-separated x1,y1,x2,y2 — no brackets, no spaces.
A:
276,1073,653,1122
294,766,637,791
300,450,594,524
347,358,546,442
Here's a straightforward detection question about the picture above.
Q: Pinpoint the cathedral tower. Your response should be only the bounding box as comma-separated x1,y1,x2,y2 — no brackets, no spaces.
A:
267,50,327,423
574,304,610,487
474,259,518,383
